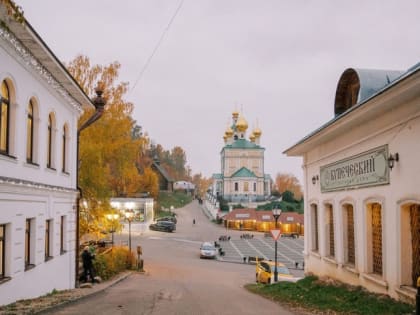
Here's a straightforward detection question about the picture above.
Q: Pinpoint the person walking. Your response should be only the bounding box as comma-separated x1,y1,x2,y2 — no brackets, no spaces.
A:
81,246,95,283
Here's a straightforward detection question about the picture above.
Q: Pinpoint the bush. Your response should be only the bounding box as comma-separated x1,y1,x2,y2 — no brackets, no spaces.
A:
93,246,136,280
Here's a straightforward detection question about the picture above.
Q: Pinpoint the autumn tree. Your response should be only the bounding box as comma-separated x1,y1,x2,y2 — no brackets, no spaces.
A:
191,173,213,198
67,55,148,236
274,173,303,200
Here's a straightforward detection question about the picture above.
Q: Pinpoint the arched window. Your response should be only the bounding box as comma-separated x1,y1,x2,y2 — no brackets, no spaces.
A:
0,80,10,154
26,100,34,162
47,113,56,169
234,182,238,191
62,124,68,173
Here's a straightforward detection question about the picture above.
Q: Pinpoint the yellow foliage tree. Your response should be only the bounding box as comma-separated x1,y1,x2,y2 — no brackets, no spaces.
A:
275,173,303,200
67,55,145,236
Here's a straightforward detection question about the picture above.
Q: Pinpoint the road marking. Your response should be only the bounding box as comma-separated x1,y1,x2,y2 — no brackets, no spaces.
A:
245,240,267,260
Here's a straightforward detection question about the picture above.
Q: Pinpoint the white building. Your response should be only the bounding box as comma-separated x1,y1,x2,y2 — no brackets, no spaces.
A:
212,110,271,203
0,6,95,305
284,63,420,303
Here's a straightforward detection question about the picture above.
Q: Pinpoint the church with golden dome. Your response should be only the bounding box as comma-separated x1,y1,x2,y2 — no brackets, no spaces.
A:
212,110,272,203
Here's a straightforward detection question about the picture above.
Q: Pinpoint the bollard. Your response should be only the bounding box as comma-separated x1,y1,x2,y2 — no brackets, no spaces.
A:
416,276,420,315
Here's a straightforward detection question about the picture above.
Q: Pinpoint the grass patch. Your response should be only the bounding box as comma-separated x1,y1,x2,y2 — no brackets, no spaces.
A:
158,191,193,210
245,275,414,315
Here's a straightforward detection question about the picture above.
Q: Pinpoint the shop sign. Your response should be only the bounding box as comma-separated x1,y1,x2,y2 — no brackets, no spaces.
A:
320,145,389,192
235,213,250,218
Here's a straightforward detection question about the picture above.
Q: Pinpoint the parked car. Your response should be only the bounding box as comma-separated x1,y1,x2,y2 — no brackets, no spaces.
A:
156,216,177,224
199,242,217,259
149,221,176,232
256,260,301,284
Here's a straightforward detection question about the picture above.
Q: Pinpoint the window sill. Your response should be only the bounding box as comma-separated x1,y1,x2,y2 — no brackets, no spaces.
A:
60,250,67,255
310,251,321,259
361,272,388,289
343,264,359,276
322,256,338,267
0,153,17,162
395,286,416,304
61,171,70,176
46,167,56,172
25,161,40,168
0,277,11,285
45,256,53,262
25,264,35,271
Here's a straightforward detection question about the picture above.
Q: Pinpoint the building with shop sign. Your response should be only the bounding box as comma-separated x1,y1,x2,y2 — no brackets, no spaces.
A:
284,63,420,303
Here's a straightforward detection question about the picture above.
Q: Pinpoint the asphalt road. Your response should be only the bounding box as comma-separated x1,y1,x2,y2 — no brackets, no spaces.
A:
53,201,301,315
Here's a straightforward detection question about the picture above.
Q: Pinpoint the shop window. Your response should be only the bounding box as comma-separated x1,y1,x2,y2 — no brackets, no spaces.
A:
311,204,319,252
343,204,355,265
325,204,335,258
366,203,382,275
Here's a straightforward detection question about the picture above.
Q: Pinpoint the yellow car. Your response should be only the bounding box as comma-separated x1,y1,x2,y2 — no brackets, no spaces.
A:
255,260,298,284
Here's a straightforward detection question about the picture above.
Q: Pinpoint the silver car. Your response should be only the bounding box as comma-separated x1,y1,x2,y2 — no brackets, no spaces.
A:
200,242,217,259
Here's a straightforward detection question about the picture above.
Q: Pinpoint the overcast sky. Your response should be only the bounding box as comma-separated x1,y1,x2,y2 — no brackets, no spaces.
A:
17,0,420,182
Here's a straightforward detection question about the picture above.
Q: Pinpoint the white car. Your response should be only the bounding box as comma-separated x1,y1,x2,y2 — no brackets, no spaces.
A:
200,242,217,259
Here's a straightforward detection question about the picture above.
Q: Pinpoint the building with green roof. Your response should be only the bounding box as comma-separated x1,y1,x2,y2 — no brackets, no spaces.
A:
211,110,271,203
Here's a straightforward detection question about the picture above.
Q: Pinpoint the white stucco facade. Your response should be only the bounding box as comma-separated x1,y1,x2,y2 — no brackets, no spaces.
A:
0,8,93,306
285,64,420,303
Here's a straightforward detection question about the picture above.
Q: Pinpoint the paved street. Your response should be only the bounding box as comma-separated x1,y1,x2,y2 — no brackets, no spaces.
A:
52,201,305,314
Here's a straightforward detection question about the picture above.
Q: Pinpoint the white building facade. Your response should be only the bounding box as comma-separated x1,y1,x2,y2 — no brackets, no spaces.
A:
285,64,420,303
0,7,94,305
212,111,271,203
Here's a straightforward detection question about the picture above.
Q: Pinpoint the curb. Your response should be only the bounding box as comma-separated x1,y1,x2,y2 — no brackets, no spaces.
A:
36,271,133,314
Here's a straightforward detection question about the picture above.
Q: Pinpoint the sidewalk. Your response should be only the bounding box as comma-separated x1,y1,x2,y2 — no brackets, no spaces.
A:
0,271,133,315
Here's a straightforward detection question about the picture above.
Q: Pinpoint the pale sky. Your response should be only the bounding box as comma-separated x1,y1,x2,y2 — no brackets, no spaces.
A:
17,0,420,183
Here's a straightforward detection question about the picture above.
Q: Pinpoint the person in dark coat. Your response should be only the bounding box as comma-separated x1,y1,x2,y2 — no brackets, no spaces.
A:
81,246,95,283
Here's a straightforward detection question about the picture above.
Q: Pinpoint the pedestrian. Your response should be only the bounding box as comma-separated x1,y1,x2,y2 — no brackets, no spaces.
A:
193,218,196,225
81,246,95,283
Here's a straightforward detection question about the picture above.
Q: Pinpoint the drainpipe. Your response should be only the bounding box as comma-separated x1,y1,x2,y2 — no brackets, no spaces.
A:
75,83,106,287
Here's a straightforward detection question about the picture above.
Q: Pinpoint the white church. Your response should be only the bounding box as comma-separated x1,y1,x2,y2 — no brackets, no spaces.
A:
212,110,271,203
0,5,96,305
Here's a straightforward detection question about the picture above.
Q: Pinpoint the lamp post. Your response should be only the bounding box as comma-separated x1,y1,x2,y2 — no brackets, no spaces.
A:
105,213,119,246
125,209,135,252
272,207,282,282
75,83,106,287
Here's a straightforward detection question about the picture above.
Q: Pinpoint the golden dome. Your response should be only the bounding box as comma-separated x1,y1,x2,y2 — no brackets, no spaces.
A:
232,110,239,118
225,127,234,137
249,133,256,142
253,127,262,137
236,115,248,132
223,134,227,141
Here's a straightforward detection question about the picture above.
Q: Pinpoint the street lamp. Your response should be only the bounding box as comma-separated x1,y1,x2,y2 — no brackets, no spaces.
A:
124,209,135,252
105,213,119,246
272,207,282,282
75,83,106,286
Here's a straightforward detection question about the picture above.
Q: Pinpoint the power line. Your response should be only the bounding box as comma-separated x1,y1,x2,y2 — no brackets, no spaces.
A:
130,0,184,94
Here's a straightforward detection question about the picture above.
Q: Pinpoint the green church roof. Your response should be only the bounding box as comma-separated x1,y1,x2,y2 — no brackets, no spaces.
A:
231,167,256,178
212,173,223,179
224,138,263,150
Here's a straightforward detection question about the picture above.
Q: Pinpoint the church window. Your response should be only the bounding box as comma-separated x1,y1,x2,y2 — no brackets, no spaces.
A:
244,182,249,192
234,182,238,191
253,182,256,192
